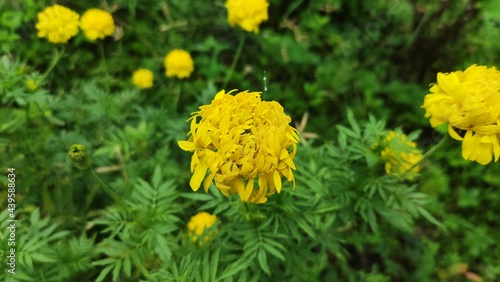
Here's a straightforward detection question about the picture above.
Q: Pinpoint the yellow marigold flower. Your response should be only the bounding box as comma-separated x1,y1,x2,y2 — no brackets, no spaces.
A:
380,131,422,180
164,49,194,79
422,65,500,165
35,5,80,44
80,9,115,40
131,68,154,89
187,212,218,246
225,0,269,33
178,90,299,204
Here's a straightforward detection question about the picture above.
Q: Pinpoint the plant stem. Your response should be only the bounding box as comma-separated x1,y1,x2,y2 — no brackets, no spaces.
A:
89,168,129,212
99,42,111,91
41,47,65,81
223,35,245,89
402,134,450,177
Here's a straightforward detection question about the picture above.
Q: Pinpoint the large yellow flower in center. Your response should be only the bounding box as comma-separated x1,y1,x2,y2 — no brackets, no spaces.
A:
422,65,500,165
178,90,299,204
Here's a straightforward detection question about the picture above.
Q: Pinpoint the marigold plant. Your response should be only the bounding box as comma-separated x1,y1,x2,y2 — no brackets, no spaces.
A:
187,212,218,246
35,4,80,44
80,8,115,40
225,0,269,33
380,131,422,180
164,49,194,79
131,68,154,89
178,90,299,204
422,64,500,165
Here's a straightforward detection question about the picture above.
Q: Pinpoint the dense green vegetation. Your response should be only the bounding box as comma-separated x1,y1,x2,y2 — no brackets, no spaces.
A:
1,0,500,281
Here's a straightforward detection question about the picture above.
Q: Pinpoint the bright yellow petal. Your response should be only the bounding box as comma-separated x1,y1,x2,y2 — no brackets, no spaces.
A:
178,140,195,151
190,163,207,191
273,170,282,193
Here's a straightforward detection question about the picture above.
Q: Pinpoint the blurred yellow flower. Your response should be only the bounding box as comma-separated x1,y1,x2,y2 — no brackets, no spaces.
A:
187,212,218,246
178,90,299,204
80,9,115,40
35,4,80,44
26,79,38,91
225,0,269,33
131,68,154,89
164,49,194,79
380,131,422,180
422,65,500,165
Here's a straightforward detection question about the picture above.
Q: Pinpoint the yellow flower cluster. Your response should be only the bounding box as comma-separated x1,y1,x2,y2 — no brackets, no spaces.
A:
225,0,269,33
80,9,115,40
35,5,114,43
164,49,194,79
178,90,299,204
187,212,218,246
422,65,500,165
35,4,80,44
380,131,422,180
131,68,154,89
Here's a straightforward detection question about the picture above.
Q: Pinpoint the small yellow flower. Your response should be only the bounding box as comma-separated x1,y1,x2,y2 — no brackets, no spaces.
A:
178,90,299,204
80,9,115,40
26,79,37,91
187,212,218,246
422,65,500,165
164,49,194,79
225,0,269,33
35,4,80,44
380,131,422,180
131,68,154,89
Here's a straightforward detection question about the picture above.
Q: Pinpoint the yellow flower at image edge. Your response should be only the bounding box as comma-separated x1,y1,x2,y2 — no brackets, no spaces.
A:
80,9,115,40
380,131,422,180
187,212,218,246
132,69,154,89
35,4,79,44
422,64,500,165
164,50,194,79
225,0,269,33
178,90,299,204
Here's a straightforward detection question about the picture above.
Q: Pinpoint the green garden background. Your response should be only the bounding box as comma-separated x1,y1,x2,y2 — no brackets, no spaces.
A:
2,0,500,281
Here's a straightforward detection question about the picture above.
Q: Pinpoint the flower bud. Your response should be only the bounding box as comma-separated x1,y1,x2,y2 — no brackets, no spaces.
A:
68,144,92,170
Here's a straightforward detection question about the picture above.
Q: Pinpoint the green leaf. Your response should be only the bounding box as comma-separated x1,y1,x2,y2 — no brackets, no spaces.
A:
211,247,221,281
257,248,270,275
152,165,162,188
96,265,114,282
346,110,361,137
262,242,285,261
112,258,122,281
416,206,442,228
217,256,254,280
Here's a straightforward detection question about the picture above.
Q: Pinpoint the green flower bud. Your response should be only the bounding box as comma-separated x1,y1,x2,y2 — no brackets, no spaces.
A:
68,144,92,170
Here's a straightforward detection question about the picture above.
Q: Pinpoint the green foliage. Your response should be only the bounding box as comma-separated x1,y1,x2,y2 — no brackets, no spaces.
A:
2,0,500,281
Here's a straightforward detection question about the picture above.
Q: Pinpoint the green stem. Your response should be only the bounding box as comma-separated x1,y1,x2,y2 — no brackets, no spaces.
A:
89,168,129,212
41,47,65,81
402,134,450,177
223,35,245,89
402,6,433,51
99,42,111,91
171,83,181,112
